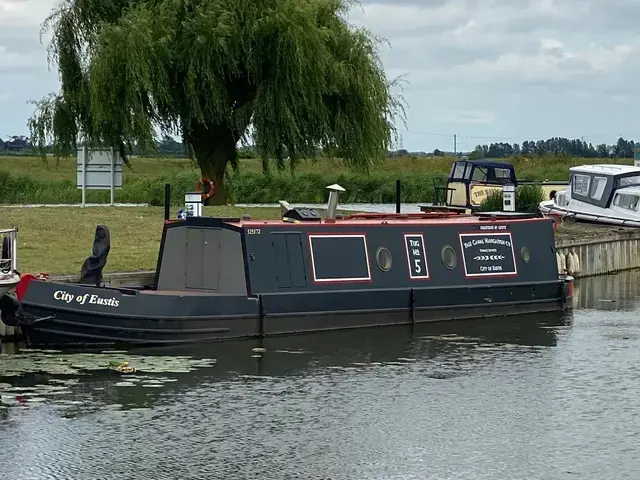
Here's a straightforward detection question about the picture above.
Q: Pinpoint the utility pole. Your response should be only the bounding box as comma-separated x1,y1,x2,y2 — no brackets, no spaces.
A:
453,134,457,156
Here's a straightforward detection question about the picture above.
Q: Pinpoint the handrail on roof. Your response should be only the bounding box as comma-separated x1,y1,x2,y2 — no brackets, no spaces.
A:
571,164,640,173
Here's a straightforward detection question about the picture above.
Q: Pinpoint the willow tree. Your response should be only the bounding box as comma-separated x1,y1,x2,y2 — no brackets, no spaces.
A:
29,0,404,204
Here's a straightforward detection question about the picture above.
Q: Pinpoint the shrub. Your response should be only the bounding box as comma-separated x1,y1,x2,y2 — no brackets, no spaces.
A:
479,184,544,213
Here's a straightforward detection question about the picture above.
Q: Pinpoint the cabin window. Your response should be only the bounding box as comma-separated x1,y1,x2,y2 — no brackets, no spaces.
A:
309,234,371,282
520,247,531,263
472,167,488,182
617,175,640,188
494,168,511,180
573,174,591,196
376,247,392,272
450,162,466,180
441,245,457,270
613,193,640,211
589,176,608,201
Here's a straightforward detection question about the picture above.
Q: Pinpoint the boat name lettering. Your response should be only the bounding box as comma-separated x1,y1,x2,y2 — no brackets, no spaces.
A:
246,228,261,235
473,189,489,199
462,237,511,249
53,290,120,307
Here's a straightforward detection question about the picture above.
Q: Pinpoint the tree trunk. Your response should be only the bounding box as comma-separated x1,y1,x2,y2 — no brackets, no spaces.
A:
189,122,237,206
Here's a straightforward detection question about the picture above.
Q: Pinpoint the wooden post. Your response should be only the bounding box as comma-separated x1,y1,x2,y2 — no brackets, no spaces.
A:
395,179,401,214
110,146,115,206
81,146,87,207
164,184,171,221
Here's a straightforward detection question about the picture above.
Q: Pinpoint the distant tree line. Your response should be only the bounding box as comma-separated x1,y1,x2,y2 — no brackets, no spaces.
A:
468,137,637,159
2,135,31,152
3,134,639,160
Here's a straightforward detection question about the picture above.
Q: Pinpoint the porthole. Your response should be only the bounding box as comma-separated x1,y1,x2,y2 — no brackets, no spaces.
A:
376,247,392,271
441,245,457,270
521,246,531,263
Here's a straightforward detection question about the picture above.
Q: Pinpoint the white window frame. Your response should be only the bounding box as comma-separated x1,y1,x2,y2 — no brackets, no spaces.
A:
573,174,591,196
589,176,608,200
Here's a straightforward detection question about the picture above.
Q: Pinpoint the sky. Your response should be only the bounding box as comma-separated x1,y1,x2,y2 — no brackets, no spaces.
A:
1,0,639,153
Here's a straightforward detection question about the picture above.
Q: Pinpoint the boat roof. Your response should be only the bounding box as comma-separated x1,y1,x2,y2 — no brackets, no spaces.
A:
615,186,640,195
570,164,640,176
461,159,514,169
220,212,546,228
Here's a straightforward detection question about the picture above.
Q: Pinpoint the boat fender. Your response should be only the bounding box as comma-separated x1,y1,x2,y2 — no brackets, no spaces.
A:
558,252,566,274
556,252,562,274
566,251,574,275
0,294,44,327
196,178,215,201
571,252,580,275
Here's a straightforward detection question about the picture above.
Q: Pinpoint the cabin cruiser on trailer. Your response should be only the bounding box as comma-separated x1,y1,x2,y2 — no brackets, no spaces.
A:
539,164,640,227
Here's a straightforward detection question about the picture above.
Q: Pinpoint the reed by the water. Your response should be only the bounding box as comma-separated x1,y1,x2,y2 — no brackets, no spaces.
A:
0,154,626,205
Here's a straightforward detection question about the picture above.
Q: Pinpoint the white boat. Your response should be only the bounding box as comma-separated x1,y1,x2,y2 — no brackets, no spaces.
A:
1,228,20,297
539,164,640,227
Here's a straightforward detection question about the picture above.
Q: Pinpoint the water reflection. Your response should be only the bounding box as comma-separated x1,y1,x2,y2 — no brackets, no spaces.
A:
573,269,640,311
1,314,569,418
3,275,640,480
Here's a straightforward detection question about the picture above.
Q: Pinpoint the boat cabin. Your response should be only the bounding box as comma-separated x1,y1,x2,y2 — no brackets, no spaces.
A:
435,159,517,210
564,164,640,211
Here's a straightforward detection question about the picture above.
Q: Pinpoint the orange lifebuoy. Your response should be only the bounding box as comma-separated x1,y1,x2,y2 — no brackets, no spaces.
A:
196,178,215,200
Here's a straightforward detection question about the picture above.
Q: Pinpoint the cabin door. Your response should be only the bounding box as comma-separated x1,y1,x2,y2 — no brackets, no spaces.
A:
185,228,221,290
271,233,307,288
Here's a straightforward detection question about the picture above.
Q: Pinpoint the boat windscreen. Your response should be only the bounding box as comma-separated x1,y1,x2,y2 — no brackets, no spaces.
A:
616,175,640,188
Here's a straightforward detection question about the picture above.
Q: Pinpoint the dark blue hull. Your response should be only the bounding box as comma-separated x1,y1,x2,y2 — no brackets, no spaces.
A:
19,279,572,347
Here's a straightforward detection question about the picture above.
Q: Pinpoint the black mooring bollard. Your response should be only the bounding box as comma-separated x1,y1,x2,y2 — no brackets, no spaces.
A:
395,179,401,213
164,183,171,221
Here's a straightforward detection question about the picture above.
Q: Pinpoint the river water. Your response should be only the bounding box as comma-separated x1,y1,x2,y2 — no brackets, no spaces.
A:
1,271,640,479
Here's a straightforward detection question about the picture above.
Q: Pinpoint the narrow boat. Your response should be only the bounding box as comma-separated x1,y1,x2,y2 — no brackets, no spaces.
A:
0,228,20,297
539,164,640,227
14,186,574,347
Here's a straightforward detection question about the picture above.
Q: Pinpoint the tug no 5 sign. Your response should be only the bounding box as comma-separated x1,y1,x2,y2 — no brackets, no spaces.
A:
459,232,517,277
404,234,430,279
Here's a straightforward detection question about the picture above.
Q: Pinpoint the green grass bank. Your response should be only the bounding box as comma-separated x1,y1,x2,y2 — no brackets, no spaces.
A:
0,154,630,205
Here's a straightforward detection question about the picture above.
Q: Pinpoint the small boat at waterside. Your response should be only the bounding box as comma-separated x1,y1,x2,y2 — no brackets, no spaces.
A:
420,159,567,213
539,164,640,227
13,186,574,347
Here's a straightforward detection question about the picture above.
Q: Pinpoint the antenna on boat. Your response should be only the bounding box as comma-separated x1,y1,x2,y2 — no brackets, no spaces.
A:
326,184,346,220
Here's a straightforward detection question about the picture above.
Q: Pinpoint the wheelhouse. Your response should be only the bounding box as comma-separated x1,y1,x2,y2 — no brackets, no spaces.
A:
437,159,517,209
448,160,517,185
568,165,640,209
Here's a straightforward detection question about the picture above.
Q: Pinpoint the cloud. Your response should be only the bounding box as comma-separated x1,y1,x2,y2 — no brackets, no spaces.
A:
1,0,639,151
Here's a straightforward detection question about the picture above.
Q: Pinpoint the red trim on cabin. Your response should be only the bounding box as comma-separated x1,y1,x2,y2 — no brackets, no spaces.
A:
232,216,550,229
342,212,463,221
307,232,373,284
458,231,518,279
403,233,430,281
